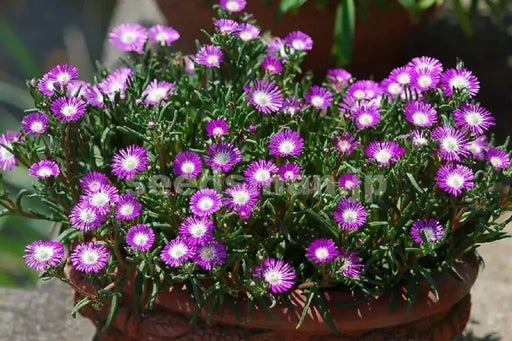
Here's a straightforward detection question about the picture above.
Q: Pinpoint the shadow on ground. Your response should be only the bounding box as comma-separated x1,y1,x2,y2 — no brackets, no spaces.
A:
455,331,501,341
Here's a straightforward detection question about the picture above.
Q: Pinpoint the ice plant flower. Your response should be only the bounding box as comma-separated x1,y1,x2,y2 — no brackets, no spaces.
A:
486,148,510,170
38,73,57,96
196,45,224,68
327,68,352,91
220,0,246,12
206,119,229,138
306,238,338,264
333,198,367,230
115,194,142,221
305,86,332,110
148,25,180,46
141,79,175,105
224,183,259,213
194,240,227,270
67,80,89,97
69,202,106,231
247,80,284,114
108,23,148,54
83,184,119,215
282,97,302,116
352,104,381,129
389,66,412,86
269,130,304,157
338,174,360,191
237,23,260,41
255,258,296,294
411,130,430,147
468,136,488,159
337,249,363,278
214,19,239,34
278,163,301,182
24,240,64,272
410,219,444,244
80,171,109,192
0,131,18,171
178,216,215,246
411,67,440,91
190,188,222,216
244,159,278,187
436,164,475,196
204,142,242,172
332,132,358,155
71,242,110,273
126,224,155,251
404,101,438,128
50,97,87,123
431,126,469,161
85,85,105,108
380,77,403,98
365,141,405,166
99,67,133,100
346,80,382,100
28,160,60,178
48,63,78,86
160,238,195,267
173,151,203,178
261,56,283,75
285,31,313,51
440,68,480,97
112,145,149,180
407,56,443,75
453,103,495,135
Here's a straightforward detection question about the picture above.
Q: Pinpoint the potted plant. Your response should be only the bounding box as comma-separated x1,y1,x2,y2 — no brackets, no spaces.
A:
4,1,511,340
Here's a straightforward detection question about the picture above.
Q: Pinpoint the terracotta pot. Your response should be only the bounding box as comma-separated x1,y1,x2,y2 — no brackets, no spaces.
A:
155,0,428,78
68,253,478,340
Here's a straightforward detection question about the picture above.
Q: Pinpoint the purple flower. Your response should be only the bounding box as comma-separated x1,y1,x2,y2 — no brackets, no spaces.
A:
69,202,106,231
141,79,175,105
407,56,443,75
206,119,229,138
346,80,382,100
453,103,495,135
436,164,474,196
126,224,155,251
440,68,480,98
410,218,444,244
468,136,488,159
22,113,48,135
486,148,510,170
266,37,286,58
24,240,64,272
70,242,110,273
184,56,195,74
67,80,90,98
255,258,296,294
189,188,222,216
261,56,283,75
431,126,469,161
306,238,338,264
48,63,79,86
380,77,403,98
338,174,360,191
38,73,57,96
305,86,332,110
160,237,195,267
278,163,301,182
237,23,260,41
83,184,119,215
204,142,242,172
148,25,180,46
352,104,381,129
269,130,304,157
327,68,352,91
80,171,110,192
115,194,142,220
220,0,246,12
224,183,259,213
99,67,133,100
333,198,367,231
411,67,440,91
404,101,438,128
365,141,405,166
332,132,358,155
178,216,215,246
282,97,302,116
173,151,203,178
0,131,19,171
337,249,363,278
247,80,284,114
28,159,60,178
194,240,227,270
244,159,278,187
112,145,149,180
285,31,313,51
85,85,105,108
196,45,224,68
411,130,430,147
50,97,87,122
389,66,412,85
214,19,239,34
108,23,148,54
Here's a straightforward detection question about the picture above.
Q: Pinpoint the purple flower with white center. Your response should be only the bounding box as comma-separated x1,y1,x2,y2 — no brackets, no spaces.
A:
407,56,443,75
71,242,110,273
338,174,360,191
327,68,352,91
453,103,495,135
22,113,48,135
115,194,142,221
220,0,246,12
204,142,242,172
285,31,313,51
282,97,302,116
69,202,105,231
411,130,430,147
486,148,510,170
338,249,363,278
178,216,215,246
247,80,284,114
365,141,405,166
244,159,278,187
380,78,403,98
126,224,155,251
80,171,109,192
24,240,64,272
261,56,283,75
141,79,175,105
108,23,148,54
306,238,338,264
0,131,19,171
112,145,149,180
67,80,90,98
196,44,224,68
305,85,332,110
194,240,227,270
332,132,358,155
38,73,57,96
48,63,78,86
440,68,480,97
28,159,60,179
99,67,133,100
352,104,381,129
436,164,474,196
148,25,180,46
160,237,195,267
83,184,119,215
431,126,470,161
278,163,301,182
410,218,444,244
85,85,105,108
266,37,286,58
237,23,260,41
225,183,259,212
255,258,296,294
206,119,229,138
468,136,488,159
173,151,203,178
389,66,412,85
189,188,222,216
333,198,367,231
411,67,440,91
269,130,304,157
346,80,382,100
214,19,239,34
404,101,438,128
50,97,87,123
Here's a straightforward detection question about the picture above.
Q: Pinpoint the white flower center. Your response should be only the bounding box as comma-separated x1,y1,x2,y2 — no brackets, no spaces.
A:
198,197,214,211
446,174,464,189
254,169,271,182
214,152,230,165
239,31,253,41
311,96,325,108
490,156,502,168
123,156,139,171
353,89,365,100
412,112,428,125
206,55,219,65
292,39,306,50
91,192,110,207
315,247,329,260
79,209,97,223
284,171,295,180
397,73,410,84
120,204,134,216
388,83,402,95
212,127,224,136
279,140,296,154
358,113,374,126
421,228,435,242
414,136,428,146
61,104,77,117
81,250,99,265
35,246,54,261
465,112,483,126
121,31,137,44
169,244,187,259
31,121,44,133
56,72,71,83
342,209,358,223
190,223,207,237
344,180,355,189
226,0,241,11
133,233,148,246
232,190,250,205
148,87,168,102
418,75,432,88
156,32,169,43
0,144,13,160
442,136,459,152
200,247,216,261
264,269,283,285
337,141,350,152
450,76,469,89
253,91,271,107
37,167,53,177
375,149,392,164
181,161,196,174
